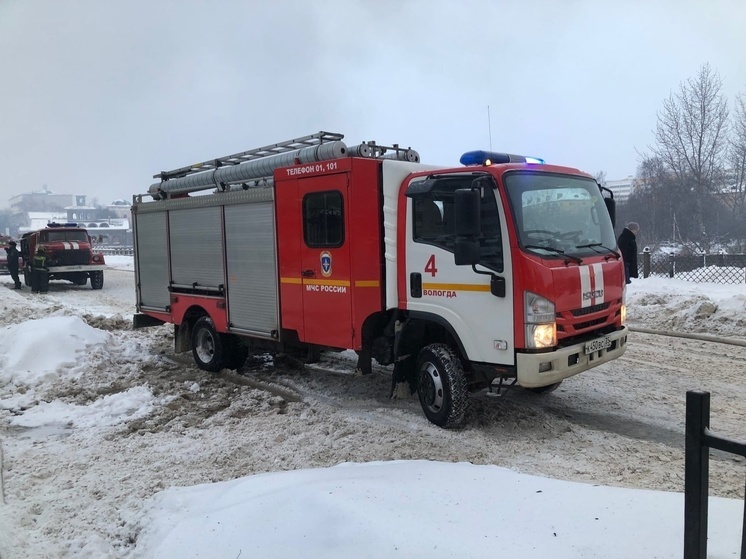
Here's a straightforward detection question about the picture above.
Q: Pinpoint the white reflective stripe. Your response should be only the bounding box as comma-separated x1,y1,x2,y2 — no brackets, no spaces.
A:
71,242,79,249
62,242,71,250
592,263,605,304
579,265,592,308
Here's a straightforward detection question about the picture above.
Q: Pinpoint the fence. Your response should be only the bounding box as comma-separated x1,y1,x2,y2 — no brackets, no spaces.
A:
95,245,134,256
640,252,746,284
684,391,746,559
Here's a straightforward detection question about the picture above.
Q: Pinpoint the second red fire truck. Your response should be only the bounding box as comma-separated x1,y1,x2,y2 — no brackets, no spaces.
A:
132,131,628,427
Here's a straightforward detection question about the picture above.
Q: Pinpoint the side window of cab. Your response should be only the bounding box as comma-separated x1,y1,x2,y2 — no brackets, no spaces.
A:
411,176,504,273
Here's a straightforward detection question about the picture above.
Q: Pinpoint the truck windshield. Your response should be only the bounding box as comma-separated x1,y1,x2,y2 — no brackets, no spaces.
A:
43,230,89,242
503,172,616,259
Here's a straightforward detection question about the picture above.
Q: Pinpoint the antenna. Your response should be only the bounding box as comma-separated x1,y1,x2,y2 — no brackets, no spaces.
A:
487,105,493,151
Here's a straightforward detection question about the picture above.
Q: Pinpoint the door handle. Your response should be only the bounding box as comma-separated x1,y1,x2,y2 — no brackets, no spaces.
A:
301,269,315,278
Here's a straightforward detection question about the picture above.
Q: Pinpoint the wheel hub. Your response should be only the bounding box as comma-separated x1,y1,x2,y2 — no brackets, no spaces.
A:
195,329,216,363
419,362,444,413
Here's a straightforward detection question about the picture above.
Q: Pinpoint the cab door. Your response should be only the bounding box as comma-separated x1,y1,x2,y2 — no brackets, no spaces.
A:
298,173,353,348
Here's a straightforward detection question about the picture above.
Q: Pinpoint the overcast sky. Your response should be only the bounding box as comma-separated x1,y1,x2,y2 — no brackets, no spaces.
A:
1,0,744,207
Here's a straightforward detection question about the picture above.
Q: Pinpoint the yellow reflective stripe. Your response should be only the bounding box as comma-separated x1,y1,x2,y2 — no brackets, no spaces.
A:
304,279,350,287
422,283,491,292
281,278,378,287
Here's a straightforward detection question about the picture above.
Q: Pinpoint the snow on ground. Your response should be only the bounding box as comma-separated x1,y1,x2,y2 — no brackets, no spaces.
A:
0,258,744,558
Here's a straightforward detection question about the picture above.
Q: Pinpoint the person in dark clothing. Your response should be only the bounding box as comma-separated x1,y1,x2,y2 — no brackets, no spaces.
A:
32,247,49,294
4,240,22,289
617,222,640,284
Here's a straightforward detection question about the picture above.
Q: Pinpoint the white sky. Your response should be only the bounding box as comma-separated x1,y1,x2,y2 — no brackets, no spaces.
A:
0,257,744,557
1,0,744,206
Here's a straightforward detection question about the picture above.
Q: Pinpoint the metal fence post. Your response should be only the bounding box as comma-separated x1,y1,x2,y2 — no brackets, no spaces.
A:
743,476,746,558
643,250,651,278
684,390,710,559
669,254,675,278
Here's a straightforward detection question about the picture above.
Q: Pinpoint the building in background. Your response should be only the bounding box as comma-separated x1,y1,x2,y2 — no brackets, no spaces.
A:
7,188,132,245
605,176,637,204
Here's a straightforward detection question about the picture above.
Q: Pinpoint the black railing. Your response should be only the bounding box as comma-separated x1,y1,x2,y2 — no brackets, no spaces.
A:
95,245,134,256
684,391,746,559
640,252,746,284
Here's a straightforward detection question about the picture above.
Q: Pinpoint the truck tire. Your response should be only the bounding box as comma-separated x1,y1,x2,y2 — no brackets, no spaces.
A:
90,271,104,290
191,316,227,372
415,343,468,428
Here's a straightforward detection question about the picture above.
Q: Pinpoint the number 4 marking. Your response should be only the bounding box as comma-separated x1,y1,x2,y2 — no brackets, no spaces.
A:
425,254,437,277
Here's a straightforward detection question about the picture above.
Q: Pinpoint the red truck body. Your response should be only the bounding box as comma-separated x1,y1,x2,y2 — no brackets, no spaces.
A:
20,223,106,289
133,132,629,427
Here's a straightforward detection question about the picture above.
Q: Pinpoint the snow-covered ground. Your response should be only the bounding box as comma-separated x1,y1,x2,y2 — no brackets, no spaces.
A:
0,257,744,558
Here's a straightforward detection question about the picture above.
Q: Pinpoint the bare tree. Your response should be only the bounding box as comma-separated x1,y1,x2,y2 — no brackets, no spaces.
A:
625,156,684,242
650,63,729,250
725,93,746,244
594,170,607,187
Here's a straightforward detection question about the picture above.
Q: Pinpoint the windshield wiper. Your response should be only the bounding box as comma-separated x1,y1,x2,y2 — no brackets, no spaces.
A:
524,244,583,264
576,243,621,259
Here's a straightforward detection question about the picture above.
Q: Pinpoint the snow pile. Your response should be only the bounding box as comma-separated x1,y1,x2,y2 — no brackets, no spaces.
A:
132,461,743,559
0,315,109,385
626,275,746,339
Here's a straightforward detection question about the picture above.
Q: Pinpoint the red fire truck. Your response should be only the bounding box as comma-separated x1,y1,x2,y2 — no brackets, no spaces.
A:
133,131,628,427
20,223,106,289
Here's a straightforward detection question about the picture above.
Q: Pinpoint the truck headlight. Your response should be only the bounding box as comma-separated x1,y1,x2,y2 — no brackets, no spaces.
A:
525,291,556,349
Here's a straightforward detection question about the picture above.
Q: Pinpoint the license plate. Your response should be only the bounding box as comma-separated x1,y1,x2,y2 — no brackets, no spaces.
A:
585,336,611,355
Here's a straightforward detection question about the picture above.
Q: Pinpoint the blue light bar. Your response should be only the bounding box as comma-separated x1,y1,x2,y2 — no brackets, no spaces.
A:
459,150,545,166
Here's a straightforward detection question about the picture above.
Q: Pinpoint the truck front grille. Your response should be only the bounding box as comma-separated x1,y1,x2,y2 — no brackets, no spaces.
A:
54,249,90,266
556,298,621,339
569,302,610,316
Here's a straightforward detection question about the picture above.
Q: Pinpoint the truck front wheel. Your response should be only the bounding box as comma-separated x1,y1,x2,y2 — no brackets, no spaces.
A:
90,270,104,290
415,343,468,428
191,316,226,372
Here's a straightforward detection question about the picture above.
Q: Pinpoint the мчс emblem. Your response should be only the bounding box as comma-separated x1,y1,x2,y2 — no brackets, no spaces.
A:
320,251,332,277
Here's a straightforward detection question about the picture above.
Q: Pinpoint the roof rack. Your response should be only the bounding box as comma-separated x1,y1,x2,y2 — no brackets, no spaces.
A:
154,131,345,180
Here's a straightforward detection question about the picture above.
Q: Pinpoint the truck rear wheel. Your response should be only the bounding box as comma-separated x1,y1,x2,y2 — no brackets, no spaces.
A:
191,316,226,372
90,270,104,290
415,343,468,428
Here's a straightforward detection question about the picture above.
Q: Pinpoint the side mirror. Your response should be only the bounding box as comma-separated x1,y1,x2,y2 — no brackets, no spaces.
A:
604,195,616,228
454,239,480,266
454,189,480,237
454,188,482,266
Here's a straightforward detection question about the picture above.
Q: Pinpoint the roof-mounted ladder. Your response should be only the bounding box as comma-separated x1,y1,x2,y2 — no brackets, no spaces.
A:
154,131,345,180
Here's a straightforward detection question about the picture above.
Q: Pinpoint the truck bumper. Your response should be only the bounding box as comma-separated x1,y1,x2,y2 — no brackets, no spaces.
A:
516,326,629,388
47,265,107,272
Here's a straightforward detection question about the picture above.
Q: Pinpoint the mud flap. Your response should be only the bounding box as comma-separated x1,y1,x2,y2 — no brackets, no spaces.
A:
390,353,417,399
174,323,191,353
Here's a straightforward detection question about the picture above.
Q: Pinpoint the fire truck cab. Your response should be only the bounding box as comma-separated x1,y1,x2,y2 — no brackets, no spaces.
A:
133,132,628,428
